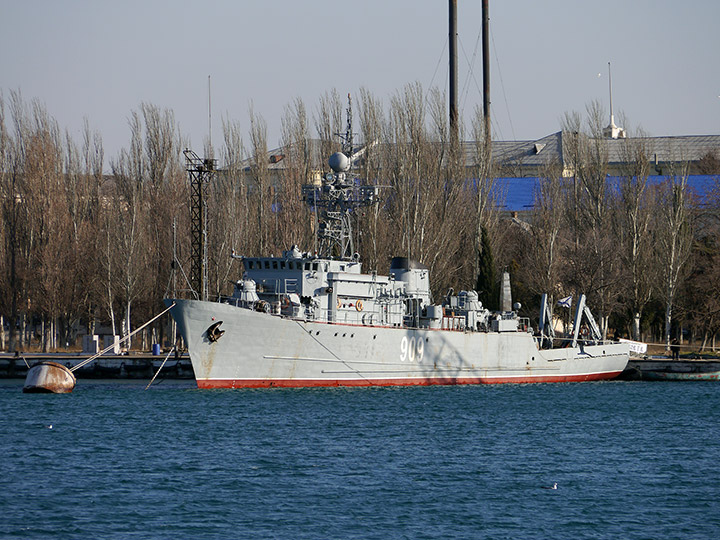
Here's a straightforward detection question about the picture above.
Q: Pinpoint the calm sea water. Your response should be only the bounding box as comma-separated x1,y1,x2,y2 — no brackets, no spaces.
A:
1,379,719,539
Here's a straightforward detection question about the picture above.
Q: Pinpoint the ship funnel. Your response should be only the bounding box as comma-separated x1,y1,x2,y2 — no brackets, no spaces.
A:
500,271,512,312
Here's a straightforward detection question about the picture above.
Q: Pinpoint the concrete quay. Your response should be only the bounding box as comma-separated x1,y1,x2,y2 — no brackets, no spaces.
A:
0,351,194,379
622,356,720,381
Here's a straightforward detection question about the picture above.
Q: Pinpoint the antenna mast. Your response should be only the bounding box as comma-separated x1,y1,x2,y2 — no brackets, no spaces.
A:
603,62,626,139
343,93,353,157
208,75,212,150
449,0,458,143
608,62,614,127
302,95,378,259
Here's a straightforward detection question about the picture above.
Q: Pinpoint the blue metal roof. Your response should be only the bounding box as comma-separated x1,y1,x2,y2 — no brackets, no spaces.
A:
497,175,718,212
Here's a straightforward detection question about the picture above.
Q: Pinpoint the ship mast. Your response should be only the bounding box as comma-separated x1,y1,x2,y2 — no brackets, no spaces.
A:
302,95,378,260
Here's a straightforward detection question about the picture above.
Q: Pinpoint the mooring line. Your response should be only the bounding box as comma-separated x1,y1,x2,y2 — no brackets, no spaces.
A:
145,347,175,390
71,302,176,372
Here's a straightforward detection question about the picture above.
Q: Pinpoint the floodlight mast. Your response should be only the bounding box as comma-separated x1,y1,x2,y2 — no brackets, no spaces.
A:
184,149,216,301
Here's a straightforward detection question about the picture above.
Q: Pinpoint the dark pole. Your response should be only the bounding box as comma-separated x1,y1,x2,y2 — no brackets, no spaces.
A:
482,0,490,149
449,0,458,142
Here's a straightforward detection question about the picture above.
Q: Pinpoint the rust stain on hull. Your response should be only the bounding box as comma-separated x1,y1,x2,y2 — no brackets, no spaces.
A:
23,361,77,393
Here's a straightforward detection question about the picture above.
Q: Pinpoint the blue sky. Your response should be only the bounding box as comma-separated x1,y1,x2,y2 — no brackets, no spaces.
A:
2,0,719,163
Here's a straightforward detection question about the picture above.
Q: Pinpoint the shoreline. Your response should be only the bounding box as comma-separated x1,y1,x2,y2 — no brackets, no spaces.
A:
0,351,194,380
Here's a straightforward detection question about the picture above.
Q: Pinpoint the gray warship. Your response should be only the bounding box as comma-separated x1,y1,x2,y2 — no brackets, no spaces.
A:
167,139,629,388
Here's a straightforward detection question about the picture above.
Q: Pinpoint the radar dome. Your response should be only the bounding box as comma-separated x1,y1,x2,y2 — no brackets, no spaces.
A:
328,152,350,173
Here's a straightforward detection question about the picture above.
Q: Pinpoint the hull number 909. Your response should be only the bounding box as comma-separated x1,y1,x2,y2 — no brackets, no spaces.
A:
400,336,424,362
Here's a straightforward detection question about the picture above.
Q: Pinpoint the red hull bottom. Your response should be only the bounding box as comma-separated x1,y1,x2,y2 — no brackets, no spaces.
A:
197,371,624,389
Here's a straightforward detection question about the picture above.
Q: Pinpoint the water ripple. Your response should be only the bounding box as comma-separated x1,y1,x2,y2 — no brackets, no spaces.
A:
1,380,719,539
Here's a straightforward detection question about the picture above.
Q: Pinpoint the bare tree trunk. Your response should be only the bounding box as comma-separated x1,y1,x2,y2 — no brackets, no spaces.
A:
123,302,131,351
658,171,693,350
249,105,270,255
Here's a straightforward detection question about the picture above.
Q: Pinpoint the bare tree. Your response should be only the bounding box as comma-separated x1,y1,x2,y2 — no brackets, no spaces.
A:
249,105,271,255
221,116,250,247
110,111,152,348
279,96,313,248
140,104,185,345
357,87,386,270
80,119,105,336
314,89,343,162
682,226,720,351
385,82,432,259
615,134,656,340
656,164,694,349
2,91,32,351
524,160,567,302
560,103,621,336
0,91,7,350
204,117,249,299
470,104,503,296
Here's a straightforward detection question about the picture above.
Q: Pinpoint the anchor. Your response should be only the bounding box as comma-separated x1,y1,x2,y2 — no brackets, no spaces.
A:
207,321,225,342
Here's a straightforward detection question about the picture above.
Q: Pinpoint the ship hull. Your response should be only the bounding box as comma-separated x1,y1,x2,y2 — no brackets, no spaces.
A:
168,299,629,388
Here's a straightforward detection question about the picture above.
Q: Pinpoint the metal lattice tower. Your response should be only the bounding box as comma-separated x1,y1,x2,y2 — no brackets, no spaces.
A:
184,149,216,301
301,94,378,260
302,180,378,259
302,94,378,260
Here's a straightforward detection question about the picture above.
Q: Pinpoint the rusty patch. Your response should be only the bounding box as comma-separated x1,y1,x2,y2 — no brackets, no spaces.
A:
23,361,77,394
